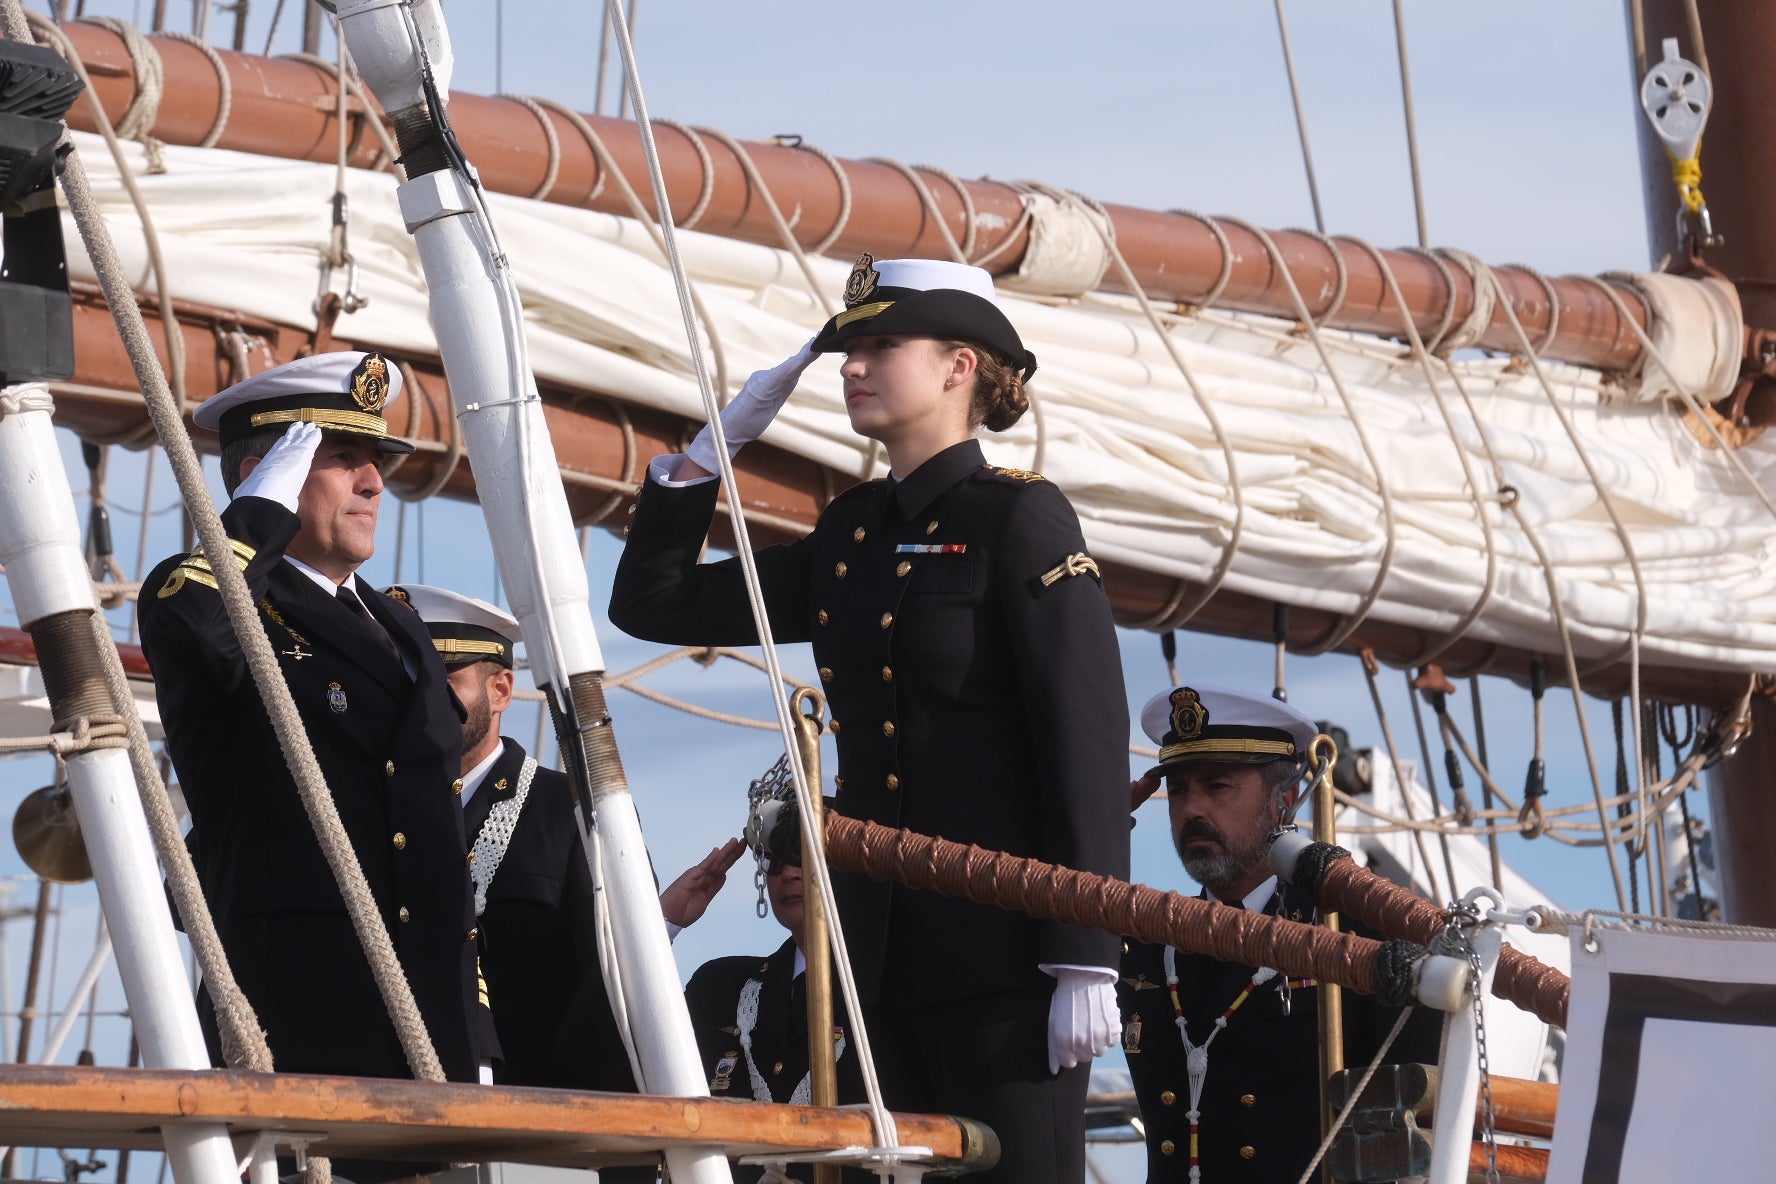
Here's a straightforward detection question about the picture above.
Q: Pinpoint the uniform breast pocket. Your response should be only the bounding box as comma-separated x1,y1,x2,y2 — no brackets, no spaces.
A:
906,556,980,597
489,871,563,907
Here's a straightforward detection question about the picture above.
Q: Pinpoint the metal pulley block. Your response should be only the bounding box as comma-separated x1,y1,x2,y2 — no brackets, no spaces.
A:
1640,37,1710,163
1640,37,1720,250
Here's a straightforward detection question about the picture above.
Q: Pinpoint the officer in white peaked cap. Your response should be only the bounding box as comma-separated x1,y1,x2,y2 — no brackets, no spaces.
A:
139,352,500,1122
388,583,634,1092
1120,682,1441,1184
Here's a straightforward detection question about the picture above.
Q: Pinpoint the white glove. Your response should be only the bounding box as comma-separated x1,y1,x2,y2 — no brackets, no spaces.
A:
1043,964,1120,1074
233,421,322,511
683,338,818,474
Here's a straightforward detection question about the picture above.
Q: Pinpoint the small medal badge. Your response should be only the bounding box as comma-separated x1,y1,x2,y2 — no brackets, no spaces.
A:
349,353,391,414
711,1052,738,1091
493,778,509,793
843,252,879,308
327,682,348,714
1122,1015,1143,1054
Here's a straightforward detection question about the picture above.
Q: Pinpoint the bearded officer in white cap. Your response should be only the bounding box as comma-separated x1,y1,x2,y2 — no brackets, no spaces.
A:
138,353,499,1097
387,583,634,1091
1118,684,1440,1184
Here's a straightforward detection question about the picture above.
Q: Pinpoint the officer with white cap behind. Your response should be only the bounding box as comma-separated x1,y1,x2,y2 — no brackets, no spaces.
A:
387,583,633,1091
1118,684,1441,1184
137,352,499,1100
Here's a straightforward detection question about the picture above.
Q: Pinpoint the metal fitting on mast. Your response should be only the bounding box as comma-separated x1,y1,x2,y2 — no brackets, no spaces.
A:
1641,37,1720,254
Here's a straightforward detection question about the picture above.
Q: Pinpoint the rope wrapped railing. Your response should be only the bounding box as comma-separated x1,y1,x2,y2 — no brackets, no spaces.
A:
1286,840,1571,1028
821,814,1429,1007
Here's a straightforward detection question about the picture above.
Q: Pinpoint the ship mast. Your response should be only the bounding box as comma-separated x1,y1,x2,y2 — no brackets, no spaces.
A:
1632,1,1776,925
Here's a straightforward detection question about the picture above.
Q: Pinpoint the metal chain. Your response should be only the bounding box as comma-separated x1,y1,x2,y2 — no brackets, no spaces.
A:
746,753,794,919
1438,900,1501,1184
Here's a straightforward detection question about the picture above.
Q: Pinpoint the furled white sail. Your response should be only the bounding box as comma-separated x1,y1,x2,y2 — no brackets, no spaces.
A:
61,133,1776,674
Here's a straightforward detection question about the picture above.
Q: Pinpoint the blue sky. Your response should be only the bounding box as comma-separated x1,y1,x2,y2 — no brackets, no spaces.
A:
0,0,1696,1177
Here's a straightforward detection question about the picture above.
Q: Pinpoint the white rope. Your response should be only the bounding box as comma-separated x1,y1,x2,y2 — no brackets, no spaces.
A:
1036,186,1247,632
1224,217,1399,656
1479,267,1639,910
601,0,900,1154
1350,238,1501,668
1270,0,1325,234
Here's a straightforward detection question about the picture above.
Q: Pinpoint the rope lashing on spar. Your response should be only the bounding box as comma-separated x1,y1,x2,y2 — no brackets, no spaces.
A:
753,802,1572,1030
1284,839,1570,1029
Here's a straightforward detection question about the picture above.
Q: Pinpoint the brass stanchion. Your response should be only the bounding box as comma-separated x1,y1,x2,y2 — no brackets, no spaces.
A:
1309,734,1344,1184
791,687,840,1184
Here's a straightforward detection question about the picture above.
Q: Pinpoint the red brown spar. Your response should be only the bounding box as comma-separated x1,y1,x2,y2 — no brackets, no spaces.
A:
10,18,1759,709
28,19,1660,372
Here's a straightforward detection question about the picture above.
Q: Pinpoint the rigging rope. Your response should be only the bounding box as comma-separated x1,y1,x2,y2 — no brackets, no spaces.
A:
1223,217,1399,656
1270,0,1325,235
1390,0,1429,249
27,15,188,430
599,0,900,1154
1039,190,1247,632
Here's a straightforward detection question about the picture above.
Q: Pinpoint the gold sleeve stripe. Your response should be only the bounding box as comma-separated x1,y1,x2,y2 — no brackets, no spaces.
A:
156,566,219,599
185,539,256,571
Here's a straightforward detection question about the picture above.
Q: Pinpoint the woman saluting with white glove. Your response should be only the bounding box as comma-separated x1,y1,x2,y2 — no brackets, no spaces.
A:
611,256,1128,1184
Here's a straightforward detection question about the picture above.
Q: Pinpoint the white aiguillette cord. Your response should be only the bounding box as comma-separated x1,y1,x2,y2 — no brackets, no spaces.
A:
737,973,848,1105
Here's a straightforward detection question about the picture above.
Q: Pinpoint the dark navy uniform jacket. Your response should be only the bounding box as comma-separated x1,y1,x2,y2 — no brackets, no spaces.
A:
138,495,497,1082
685,937,863,1184
1117,880,1444,1183
468,736,632,1091
685,936,863,1104
611,438,1130,1009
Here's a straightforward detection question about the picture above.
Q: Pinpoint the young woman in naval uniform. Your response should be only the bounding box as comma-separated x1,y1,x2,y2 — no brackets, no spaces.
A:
610,256,1130,1184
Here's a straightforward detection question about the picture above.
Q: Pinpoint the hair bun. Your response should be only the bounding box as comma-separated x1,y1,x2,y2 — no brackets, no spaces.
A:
980,367,1028,433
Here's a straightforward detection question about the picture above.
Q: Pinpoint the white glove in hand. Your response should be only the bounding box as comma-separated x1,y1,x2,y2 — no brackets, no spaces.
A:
1044,965,1119,1074
233,421,322,511
684,337,818,474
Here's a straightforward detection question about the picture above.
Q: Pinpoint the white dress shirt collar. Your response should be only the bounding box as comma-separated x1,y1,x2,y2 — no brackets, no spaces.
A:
460,738,507,809
285,555,362,597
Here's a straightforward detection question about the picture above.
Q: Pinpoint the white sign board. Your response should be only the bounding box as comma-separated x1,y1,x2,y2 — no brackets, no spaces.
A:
1547,927,1776,1184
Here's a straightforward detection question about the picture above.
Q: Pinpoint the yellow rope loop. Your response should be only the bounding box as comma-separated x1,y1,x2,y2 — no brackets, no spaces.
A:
1670,155,1706,214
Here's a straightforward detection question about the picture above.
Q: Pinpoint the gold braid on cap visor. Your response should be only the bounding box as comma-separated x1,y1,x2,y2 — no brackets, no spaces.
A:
835,300,895,329
249,408,391,435
432,638,507,659
1157,737,1297,763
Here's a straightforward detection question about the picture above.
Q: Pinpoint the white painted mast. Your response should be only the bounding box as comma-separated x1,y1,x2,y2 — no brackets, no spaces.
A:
329,5,731,1181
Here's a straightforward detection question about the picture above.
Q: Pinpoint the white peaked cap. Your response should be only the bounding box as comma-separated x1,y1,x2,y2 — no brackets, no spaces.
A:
193,351,405,429
384,583,521,667
1139,683,1320,775
873,258,1003,306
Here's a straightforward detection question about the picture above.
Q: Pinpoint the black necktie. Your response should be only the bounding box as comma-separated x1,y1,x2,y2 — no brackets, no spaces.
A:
336,583,404,668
